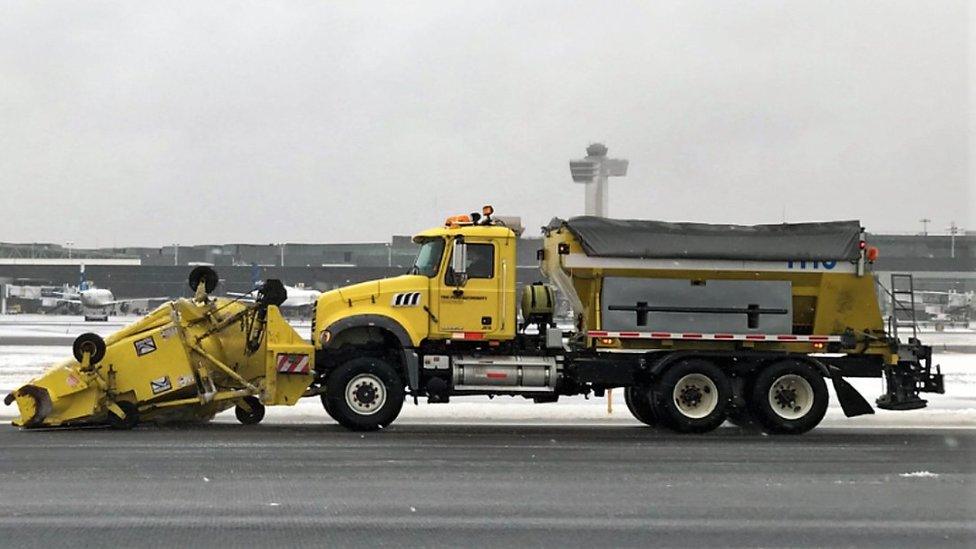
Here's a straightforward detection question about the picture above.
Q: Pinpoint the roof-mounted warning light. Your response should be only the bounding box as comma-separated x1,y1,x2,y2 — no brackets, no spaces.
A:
445,214,473,228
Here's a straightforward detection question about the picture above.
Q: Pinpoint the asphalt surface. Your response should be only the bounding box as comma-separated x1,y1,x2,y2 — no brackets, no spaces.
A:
0,423,973,548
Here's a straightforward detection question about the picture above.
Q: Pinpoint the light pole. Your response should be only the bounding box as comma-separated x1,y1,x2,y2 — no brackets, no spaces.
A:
280,243,285,267
173,243,179,266
919,218,931,236
948,221,961,259
569,143,629,217
66,241,74,260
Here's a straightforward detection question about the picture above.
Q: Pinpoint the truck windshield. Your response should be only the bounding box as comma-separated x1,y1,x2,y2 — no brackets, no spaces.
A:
410,238,445,277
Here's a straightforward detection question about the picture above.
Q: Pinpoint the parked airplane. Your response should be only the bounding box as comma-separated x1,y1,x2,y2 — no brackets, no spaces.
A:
227,264,321,308
53,265,168,320
228,283,321,308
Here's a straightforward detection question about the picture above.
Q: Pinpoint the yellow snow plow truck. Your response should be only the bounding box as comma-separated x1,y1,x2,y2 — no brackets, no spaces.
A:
5,268,313,428
6,207,945,434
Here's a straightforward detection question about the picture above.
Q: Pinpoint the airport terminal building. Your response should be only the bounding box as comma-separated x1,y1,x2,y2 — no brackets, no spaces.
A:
0,232,973,319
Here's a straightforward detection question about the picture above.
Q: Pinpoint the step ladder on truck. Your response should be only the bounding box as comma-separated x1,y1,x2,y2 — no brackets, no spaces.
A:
877,273,944,410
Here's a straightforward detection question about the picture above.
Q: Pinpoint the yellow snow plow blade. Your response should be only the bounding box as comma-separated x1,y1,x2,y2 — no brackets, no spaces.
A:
4,268,314,429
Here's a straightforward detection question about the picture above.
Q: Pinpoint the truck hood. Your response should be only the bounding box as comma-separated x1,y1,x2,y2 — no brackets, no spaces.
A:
337,280,380,302
334,275,429,303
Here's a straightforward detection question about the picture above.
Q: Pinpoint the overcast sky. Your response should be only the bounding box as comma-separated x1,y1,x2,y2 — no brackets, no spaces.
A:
0,1,972,248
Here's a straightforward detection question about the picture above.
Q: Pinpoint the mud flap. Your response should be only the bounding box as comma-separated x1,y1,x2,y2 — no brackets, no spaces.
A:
405,350,420,391
830,373,874,418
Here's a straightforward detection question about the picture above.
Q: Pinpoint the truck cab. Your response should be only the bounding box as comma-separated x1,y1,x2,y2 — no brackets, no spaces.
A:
415,223,518,340
312,208,519,352
311,208,533,429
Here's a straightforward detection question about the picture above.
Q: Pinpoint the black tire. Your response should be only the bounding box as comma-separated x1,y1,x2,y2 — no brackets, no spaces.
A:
651,359,731,434
726,375,762,430
623,386,657,426
257,280,288,307
235,396,266,425
320,392,339,422
188,266,219,294
107,401,139,430
324,357,404,431
749,360,828,435
726,406,762,430
72,333,106,364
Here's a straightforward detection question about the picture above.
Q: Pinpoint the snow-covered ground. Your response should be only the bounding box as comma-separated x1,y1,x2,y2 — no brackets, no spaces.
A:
0,315,973,427
0,314,311,341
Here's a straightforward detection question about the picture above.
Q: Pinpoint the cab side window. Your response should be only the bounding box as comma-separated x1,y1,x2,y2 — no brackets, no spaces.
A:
445,243,494,285
465,244,494,278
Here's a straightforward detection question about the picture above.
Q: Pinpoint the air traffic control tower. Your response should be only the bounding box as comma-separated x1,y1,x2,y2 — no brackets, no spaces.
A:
569,143,629,217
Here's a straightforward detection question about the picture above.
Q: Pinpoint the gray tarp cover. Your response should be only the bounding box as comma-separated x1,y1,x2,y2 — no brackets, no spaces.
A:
549,217,862,261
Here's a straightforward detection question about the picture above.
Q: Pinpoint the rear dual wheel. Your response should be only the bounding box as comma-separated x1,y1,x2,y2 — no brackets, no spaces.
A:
748,360,828,435
651,359,731,433
623,386,656,426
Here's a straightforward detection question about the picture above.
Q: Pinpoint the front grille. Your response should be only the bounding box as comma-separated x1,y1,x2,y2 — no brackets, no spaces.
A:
310,300,317,343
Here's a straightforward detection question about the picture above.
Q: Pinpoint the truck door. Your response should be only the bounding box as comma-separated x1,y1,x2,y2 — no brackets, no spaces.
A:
434,240,502,337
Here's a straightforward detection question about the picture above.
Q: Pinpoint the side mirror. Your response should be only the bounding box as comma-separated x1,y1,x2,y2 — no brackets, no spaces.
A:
450,238,468,287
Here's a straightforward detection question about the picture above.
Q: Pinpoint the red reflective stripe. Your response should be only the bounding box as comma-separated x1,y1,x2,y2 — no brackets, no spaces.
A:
464,332,484,340
586,331,839,341
277,354,310,374
485,372,507,379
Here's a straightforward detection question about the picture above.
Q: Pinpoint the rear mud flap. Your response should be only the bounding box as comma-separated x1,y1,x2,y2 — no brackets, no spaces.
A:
830,373,874,418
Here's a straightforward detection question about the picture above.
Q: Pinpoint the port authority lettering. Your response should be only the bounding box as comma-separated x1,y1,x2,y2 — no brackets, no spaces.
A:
787,260,837,270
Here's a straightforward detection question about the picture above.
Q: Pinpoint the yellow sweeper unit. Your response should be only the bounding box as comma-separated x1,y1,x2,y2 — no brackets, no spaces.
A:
4,268,313,429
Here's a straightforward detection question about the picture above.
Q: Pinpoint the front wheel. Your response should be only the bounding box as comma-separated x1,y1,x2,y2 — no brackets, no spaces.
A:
749,360,828,435
320,392,339,422
324,357,405,431
652,359,731,434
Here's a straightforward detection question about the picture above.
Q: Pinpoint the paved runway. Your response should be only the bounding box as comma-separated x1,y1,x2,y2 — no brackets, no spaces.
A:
0,423,972,548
